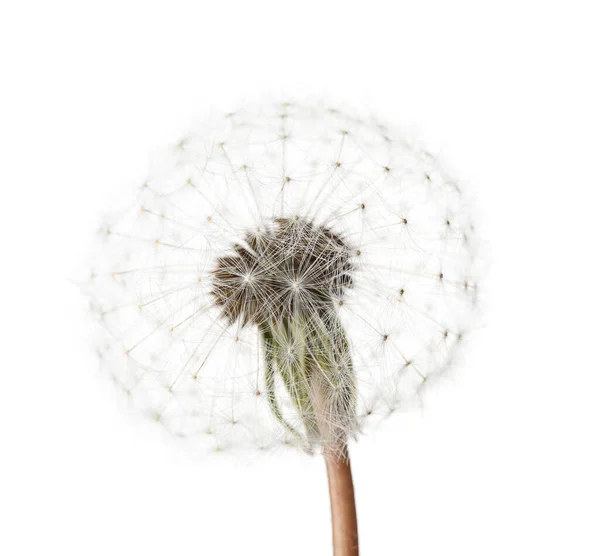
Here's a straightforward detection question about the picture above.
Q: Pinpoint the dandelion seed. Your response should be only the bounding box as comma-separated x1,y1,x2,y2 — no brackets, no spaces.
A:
84,101,481,556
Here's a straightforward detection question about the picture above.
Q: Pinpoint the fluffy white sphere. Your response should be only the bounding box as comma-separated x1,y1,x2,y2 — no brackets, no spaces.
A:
86,101,480,455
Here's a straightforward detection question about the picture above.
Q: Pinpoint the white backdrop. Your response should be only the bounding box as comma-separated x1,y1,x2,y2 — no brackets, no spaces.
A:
2,1,599,554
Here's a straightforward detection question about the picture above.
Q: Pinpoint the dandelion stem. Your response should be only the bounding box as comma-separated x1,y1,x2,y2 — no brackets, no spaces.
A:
325,445,359,556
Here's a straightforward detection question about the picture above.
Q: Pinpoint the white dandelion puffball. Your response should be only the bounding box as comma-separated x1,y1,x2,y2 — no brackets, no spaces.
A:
87,101,480,455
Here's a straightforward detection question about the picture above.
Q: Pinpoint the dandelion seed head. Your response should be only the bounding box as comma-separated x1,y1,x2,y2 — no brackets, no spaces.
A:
84,101,481,456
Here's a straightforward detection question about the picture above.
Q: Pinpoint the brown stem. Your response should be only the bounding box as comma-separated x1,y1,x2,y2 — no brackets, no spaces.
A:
324,445,359,556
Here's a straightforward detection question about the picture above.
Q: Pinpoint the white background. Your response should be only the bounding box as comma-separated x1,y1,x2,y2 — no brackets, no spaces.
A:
2,1,599,554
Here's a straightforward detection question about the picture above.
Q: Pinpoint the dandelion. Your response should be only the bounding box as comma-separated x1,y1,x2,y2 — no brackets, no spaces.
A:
85,101,480,555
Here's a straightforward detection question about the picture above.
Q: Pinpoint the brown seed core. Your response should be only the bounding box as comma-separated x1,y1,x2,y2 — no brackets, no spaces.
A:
210,218,354,326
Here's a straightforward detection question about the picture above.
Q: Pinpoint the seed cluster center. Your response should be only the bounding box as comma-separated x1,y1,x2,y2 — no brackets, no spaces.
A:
211,217,354,326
